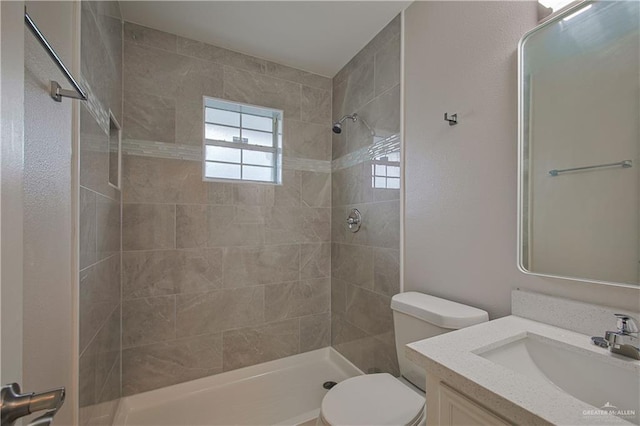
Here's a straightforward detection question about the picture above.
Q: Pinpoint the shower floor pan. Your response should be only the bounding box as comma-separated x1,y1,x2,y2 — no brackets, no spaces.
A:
113,348,362,426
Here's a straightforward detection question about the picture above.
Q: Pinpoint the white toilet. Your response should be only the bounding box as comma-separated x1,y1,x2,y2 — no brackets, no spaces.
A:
319,292,489,426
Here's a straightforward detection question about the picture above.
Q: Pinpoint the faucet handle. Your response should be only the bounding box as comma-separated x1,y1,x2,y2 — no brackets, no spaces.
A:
614,314,639,334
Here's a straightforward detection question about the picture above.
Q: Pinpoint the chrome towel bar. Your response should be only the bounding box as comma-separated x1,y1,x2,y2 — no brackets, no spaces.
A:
24,10,87,102
549,160,632,177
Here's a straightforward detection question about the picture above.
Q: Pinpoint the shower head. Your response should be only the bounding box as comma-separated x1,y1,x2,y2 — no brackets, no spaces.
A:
331,113,376,137
332,114,358,134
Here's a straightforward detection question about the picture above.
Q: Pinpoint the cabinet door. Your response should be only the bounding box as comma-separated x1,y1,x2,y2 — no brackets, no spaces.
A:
439,383,510,426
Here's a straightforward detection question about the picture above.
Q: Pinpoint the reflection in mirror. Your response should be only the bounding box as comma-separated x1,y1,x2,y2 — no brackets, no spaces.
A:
519,1,639,286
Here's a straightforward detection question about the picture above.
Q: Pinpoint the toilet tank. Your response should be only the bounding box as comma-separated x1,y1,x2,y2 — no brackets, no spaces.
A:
390,292,489,391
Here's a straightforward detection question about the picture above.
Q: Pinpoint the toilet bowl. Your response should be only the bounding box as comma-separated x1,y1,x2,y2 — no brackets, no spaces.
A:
318,292,488,426
318,373,425,426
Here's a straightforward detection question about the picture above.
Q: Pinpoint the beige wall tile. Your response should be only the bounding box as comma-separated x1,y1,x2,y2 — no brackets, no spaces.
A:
172,204,267,248
345,285,393,337
122,333,223,395
265,61,331,90
122,203,176,250
302,172,331,207
301,85,331,125
223,66,301,120
80,187,97,270
371,335,400,376
300,243,330,279
340,58,375,121
231,183,275,206
300,313,331,352
122,296,176,348
96,194,120,260
207,182,233,205
333,14,401,87
332,163,373,207
374,35,401,97
123,156,207,204
177,36,267,74
301,208,331,243
224,50,267,75
80,307,121,404
274,169,301,207
284,120,331,161
367,200,400,249
79,255,120,354
176,36,226,63
96,355,121,404
332,243,373,288
124,42,188,98
176,287,264,336
175,204,209,249
264,278,330,322
122,249,223,299
208,206,265,247
331,278,348,318
124,22,177,52
331,313,369,369
373,248,400,297
222,319,299,371
265,206,304,244
175,95,204,146
177,58,224,100
349,85,400,154
78,349,96,409
123,90,176,143
223,244,299,287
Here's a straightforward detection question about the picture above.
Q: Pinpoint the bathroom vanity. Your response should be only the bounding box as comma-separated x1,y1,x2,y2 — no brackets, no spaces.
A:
406,293,640,425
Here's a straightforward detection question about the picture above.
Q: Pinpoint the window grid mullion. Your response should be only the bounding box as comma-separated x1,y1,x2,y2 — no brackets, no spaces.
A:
205,139,276,154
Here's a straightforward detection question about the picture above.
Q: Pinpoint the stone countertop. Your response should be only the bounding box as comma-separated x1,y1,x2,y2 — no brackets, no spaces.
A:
406,315,640,426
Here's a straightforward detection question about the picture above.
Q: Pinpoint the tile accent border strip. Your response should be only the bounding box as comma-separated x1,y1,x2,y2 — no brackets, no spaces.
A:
331,133,400,171
121,139,331,173
121,132,400,173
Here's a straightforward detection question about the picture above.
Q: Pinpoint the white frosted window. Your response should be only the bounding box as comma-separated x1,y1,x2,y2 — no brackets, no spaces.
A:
206,109,240,127
242,165,273,182
206,146,241,163
242,115,272,132
205,124,239,142
243,150,273,167
203,97,282,184
206,162,241,180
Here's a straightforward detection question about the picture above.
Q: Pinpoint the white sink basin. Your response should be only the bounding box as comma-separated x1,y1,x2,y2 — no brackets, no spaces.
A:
476,333,640,424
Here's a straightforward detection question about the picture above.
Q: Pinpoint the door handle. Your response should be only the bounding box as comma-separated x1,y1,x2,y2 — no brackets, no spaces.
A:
1,383,65,426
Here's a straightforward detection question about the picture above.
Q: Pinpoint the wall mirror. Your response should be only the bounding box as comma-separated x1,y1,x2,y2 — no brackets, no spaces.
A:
518,0,639,287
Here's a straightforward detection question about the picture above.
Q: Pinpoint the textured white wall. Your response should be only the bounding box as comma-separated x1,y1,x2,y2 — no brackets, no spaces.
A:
23,1,77,424
403,1,640,318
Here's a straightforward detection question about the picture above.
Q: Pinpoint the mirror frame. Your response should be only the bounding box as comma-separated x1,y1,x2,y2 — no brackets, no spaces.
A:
516,0,639,289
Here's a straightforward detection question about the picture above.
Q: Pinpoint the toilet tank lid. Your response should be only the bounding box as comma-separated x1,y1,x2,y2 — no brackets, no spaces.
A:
391,292,489,329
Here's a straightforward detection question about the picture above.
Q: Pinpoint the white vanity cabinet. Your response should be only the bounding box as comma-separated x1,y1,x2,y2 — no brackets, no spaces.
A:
426,377,510,426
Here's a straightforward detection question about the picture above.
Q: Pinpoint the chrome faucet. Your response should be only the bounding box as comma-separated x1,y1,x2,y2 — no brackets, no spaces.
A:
592,314,640,360
1,383,65,426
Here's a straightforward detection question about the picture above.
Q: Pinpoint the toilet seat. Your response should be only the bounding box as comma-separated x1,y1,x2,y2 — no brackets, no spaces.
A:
320,374,425,426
